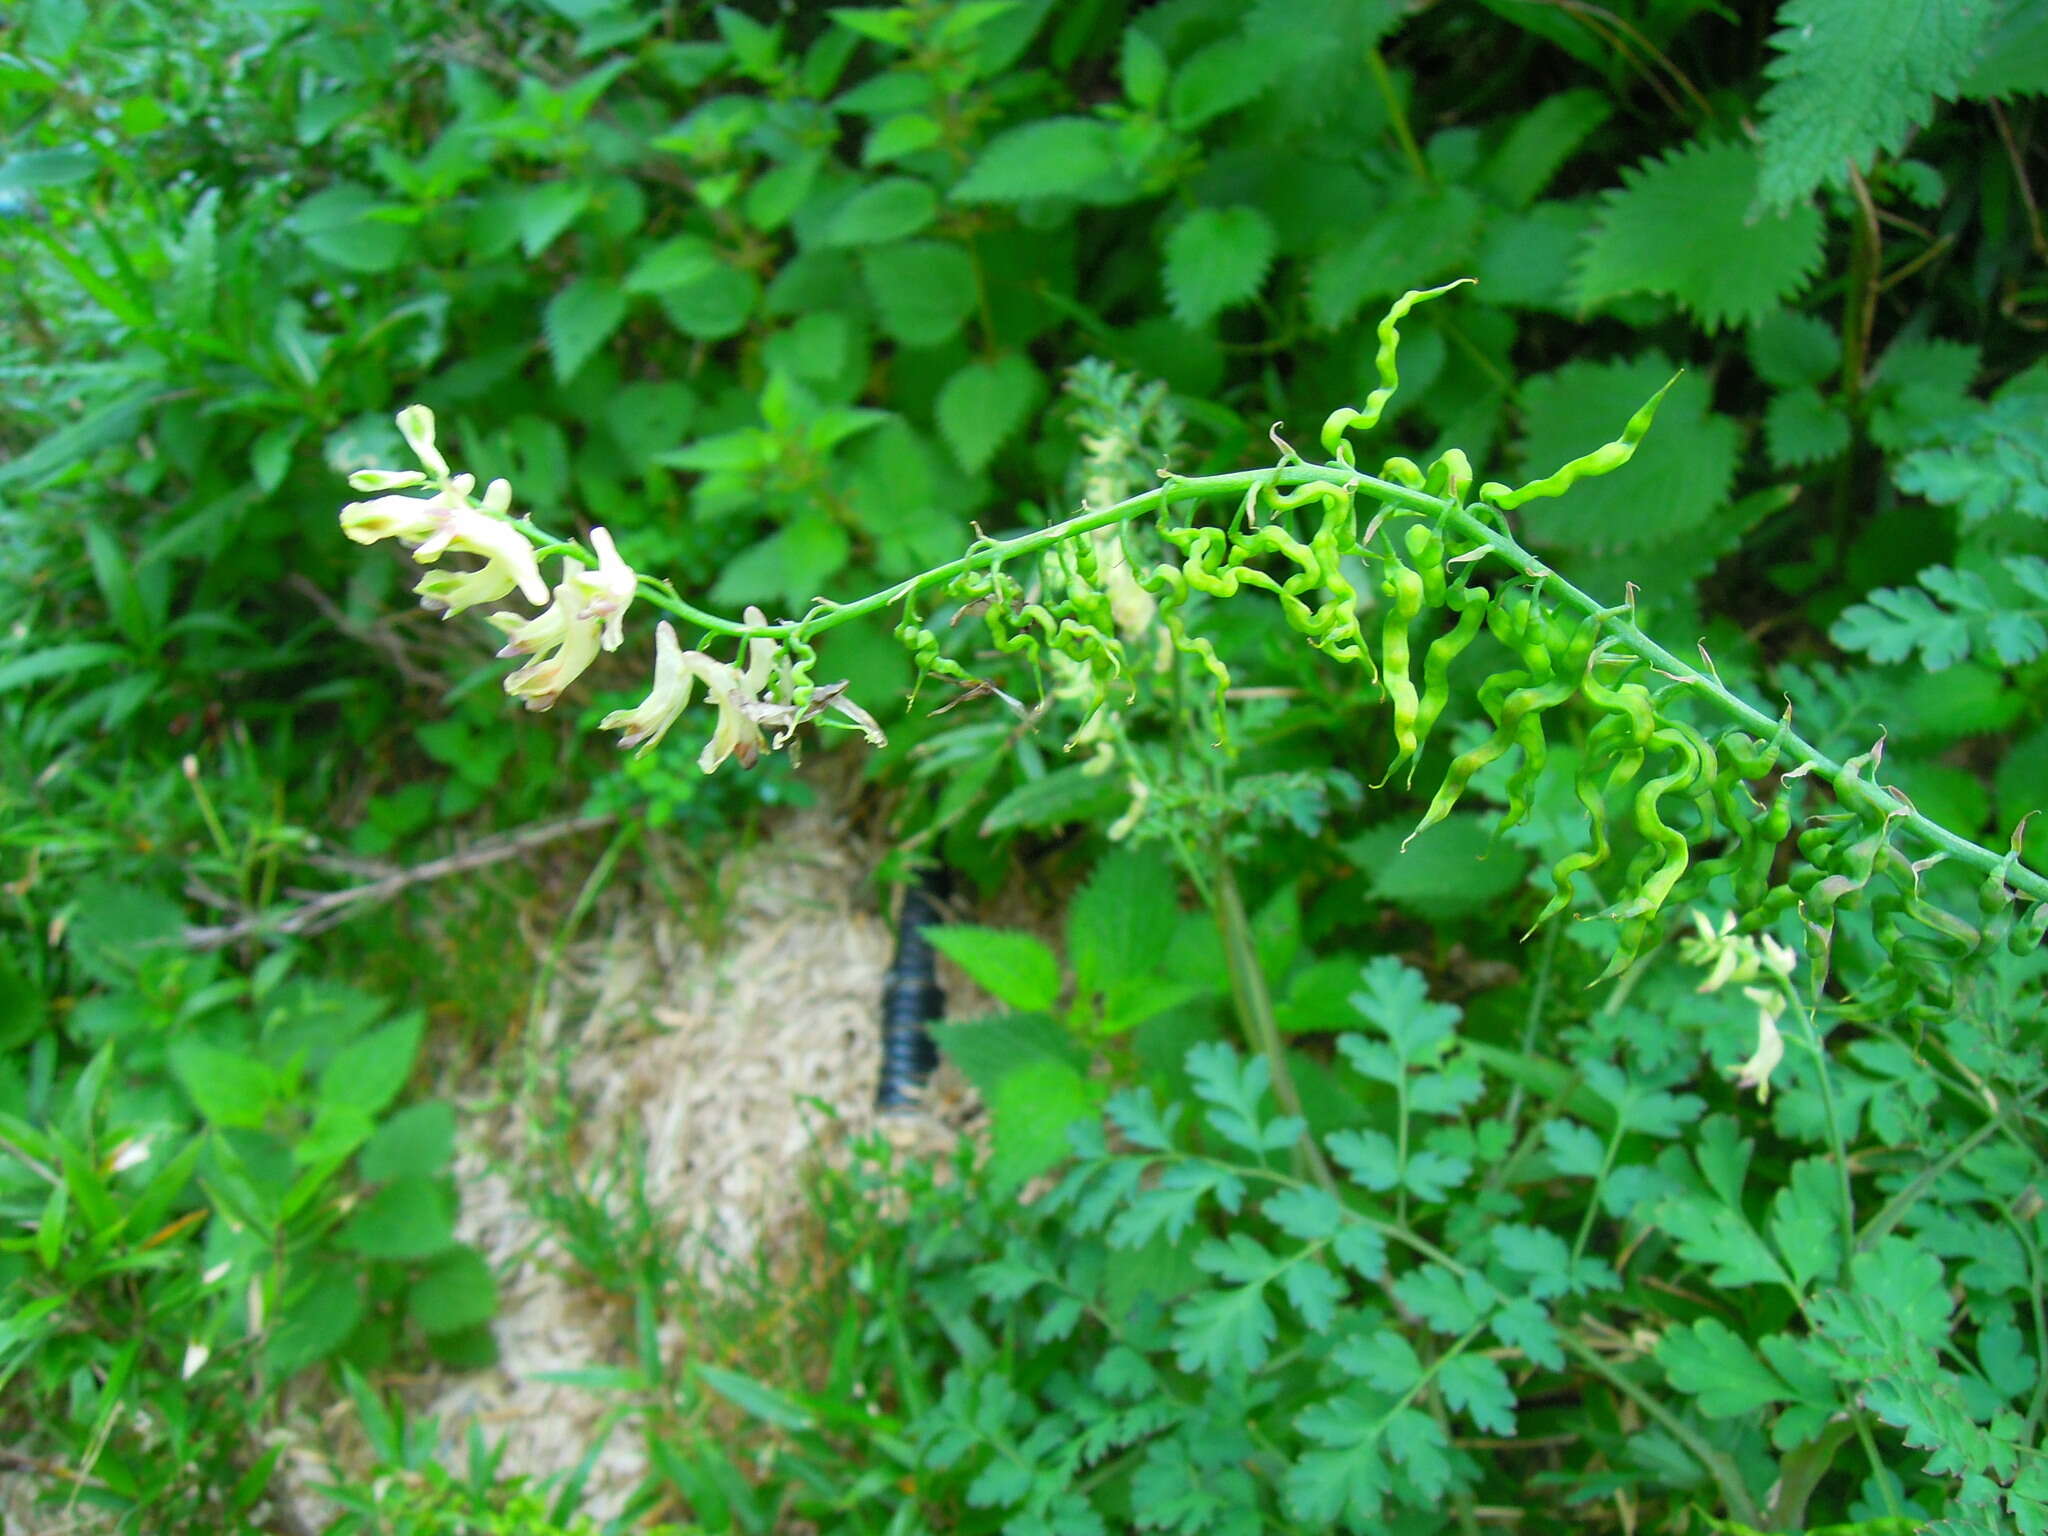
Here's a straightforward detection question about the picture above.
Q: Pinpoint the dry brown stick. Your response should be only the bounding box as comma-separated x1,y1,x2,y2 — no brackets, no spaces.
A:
177,812,617,950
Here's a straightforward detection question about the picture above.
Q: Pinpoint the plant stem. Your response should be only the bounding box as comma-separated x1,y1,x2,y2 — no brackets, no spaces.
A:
543,456,2048,908
1213,854,1339,1195
1366,46,1430,187
1561,1331,1761,1528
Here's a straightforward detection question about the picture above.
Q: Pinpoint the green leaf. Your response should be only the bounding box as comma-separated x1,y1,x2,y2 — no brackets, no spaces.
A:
952,117,1117,202
1492,1295,1563,1371
1749,308,1840,388
822,175,937,246
1119,25,1168,108
1169,34,1287,130
1307,182,1484,331
544,277,627,383
169,1042,274,1129
1394,1262,1489,1334
1065,846,1180,995
655,265,758,340
1174,1233,1282,1373
408,1245,497,1335
1481,88,1613,207
1962,0,2048,98
1287,1390,1395,1524
1343,813,1530,918
268,1268,363,1374
1757,0,1996,208
934,353,1042,473
708,513,850,610
1510,355,1739,552
988,1058,1099,1193
1342,955,1462,1068
319,1014,423,1117
696,1363,817,1432
339,1176,456,1260
929,1013,1084,1100
288,183,411,273
0,146,95,191
1576,137,1824,330
0,640,125,694
1660,1317,1794,1418
978,762,1126,834
1765,387,1851,469
515,179,591,257
1187,1040,1302,1155
1770,1156,1844,1290
1830,565,2043,671
924,926,1061,1011
860,240,978,345
624,235,723,293
1439,1353,1516,1435
1328,1127,1400,1192
1162,205,1276,327
360,1100,457,1183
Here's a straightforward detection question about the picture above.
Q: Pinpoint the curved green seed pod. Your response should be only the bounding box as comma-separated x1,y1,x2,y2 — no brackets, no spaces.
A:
1407,657,1585,850
1425,449,1474,504
1375,559,1427,787
1579,666,1658,748
2010,899,2048,956
1320,279,1474,464
1406,522,1447,608
1732,793,1794,912
1479,374,1678,511
1408,585,1489,785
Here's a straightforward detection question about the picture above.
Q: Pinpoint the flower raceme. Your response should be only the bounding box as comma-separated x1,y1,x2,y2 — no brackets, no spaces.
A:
335,406,885,770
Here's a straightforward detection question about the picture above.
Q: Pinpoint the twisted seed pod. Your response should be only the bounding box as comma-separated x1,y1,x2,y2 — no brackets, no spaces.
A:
1408,585,1489,786
1321,280,1473,466
1406,619,1592,850
1375,556,1426,787
1479,375,1678,512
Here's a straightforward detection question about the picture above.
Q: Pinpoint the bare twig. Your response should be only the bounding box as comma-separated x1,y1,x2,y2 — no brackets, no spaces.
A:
288,573,446,693
177,812,616,949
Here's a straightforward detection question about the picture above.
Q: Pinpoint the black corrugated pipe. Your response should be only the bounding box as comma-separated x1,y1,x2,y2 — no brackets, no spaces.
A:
875,867,950,1110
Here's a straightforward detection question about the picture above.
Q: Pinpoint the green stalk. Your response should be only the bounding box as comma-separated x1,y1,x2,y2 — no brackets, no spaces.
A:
525,456,2048,908
1213,854,1339,1196
1562,1331,1761,1528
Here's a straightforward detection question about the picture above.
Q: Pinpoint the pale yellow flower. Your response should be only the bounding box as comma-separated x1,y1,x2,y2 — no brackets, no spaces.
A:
601,622,692,754
1730,986,1787,1102
340,489,451,547
490,578,605,711
572,527,636,651
397,403,450,479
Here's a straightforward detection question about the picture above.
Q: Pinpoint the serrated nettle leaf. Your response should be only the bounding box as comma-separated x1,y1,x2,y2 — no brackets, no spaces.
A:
1750,307,1840,389
1162,205,1276,328
1308,182,1484,331
935,354,1042,473
925,926,1062,1011
1757,0,1997,208
859,240,977,344
953,116,1118,202
1066,846,1180,996
544,277,627,383
1118,25,1168,109
1482,87,1613,207
821,175,937,247
1576,137,1823,330
1169,33,1287,130
1765,387,1851,469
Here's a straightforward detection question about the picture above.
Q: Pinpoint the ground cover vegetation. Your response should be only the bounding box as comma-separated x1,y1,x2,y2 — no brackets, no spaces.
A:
3,0,2047,1531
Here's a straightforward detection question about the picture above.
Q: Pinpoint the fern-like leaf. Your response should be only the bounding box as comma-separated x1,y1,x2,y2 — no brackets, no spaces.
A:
1831,559,2048,671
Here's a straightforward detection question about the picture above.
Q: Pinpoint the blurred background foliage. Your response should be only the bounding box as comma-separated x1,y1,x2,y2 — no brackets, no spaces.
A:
3,0,2047,1529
